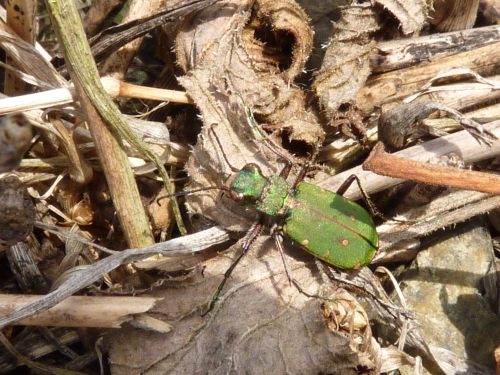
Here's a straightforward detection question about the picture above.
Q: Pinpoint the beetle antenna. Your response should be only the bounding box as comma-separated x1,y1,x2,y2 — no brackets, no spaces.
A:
238,93,293,165
210,126,239,173
157,186,229,206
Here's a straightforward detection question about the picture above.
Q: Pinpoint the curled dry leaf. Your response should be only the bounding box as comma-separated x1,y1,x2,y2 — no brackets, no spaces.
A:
174,0,321,231
321,288,382,372
312,1,427,140
312,3,379,140
375,0,428,35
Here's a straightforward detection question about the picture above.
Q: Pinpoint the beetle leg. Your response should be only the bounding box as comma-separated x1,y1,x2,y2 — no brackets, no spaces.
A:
271,225,294,283
335,174,383,219
202,221,263,316
291,162,310,191
272,226,339,304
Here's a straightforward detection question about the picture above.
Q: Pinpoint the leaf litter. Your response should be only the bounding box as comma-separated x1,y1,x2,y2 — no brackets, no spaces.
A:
3,0,500,374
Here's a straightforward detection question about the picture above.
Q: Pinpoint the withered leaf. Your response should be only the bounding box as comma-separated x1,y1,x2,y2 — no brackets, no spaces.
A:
312,1,427,140
375,0,428,35
175,0,322,231
312,3,379,139
105,239,373,374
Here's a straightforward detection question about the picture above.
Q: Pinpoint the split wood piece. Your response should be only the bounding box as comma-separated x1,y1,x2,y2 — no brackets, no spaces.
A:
378,101,497,151
0,77,192,115
363,142,500,195
359,41,500,115
370,24,500,74
428,0,479,32
0,295,170,331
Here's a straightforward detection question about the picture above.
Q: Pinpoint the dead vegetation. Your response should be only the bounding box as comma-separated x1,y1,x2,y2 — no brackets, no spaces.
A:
0,0,500,374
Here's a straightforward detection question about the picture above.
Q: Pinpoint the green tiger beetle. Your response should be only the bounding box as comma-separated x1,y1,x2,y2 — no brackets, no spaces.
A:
195,96,379,316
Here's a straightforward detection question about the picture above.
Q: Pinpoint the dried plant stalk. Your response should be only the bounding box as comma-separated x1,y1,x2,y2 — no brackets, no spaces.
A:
370,24,500,73
364,142,500,194
0,77,192,115
429,0,479,32
358,41,500,114
0,295,163,328
0,225,230,329
45,0,186,242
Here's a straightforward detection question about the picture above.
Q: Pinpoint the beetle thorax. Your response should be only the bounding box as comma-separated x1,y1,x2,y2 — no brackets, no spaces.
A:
255,175,289,217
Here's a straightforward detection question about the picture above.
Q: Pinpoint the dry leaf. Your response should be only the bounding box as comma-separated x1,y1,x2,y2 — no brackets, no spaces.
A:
105,239,374,374
312,3,379,140
174,0,322,231
312,1,427,140
375,0,428,34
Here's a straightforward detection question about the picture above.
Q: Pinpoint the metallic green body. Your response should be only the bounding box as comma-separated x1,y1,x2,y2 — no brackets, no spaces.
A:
284,182,377,269
230,167,378,269
230,164,289,216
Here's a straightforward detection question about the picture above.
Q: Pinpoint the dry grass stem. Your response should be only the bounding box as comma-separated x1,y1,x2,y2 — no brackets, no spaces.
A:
0,77,192,115
0,295,164,329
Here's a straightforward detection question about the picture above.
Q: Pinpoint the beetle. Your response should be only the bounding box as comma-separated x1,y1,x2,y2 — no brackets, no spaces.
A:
200,100,378,315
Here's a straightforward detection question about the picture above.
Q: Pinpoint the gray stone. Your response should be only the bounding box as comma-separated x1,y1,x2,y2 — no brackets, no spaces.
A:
400,217,500,372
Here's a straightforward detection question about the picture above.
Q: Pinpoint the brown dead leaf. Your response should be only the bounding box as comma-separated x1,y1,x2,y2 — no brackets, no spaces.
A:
312,3,379,140
174,0,323,231
105,238,371,374
175,0,314,112
312,1,428,140
375,0,428,35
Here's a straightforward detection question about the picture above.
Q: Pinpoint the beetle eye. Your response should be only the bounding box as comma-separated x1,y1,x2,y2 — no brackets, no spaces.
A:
230,191,245,203
243,163,262,174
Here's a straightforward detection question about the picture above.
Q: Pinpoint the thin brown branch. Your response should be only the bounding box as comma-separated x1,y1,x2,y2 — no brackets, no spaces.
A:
363,142,500,195
318,119,500,200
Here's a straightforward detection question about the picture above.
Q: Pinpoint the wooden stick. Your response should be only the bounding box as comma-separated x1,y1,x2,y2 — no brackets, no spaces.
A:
0,295,169,330
46,0,187,237
359,41,500,114
102,76,193,103
363,142,500,195
0,77,192,115
370,25,500,73
317,119,500,200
